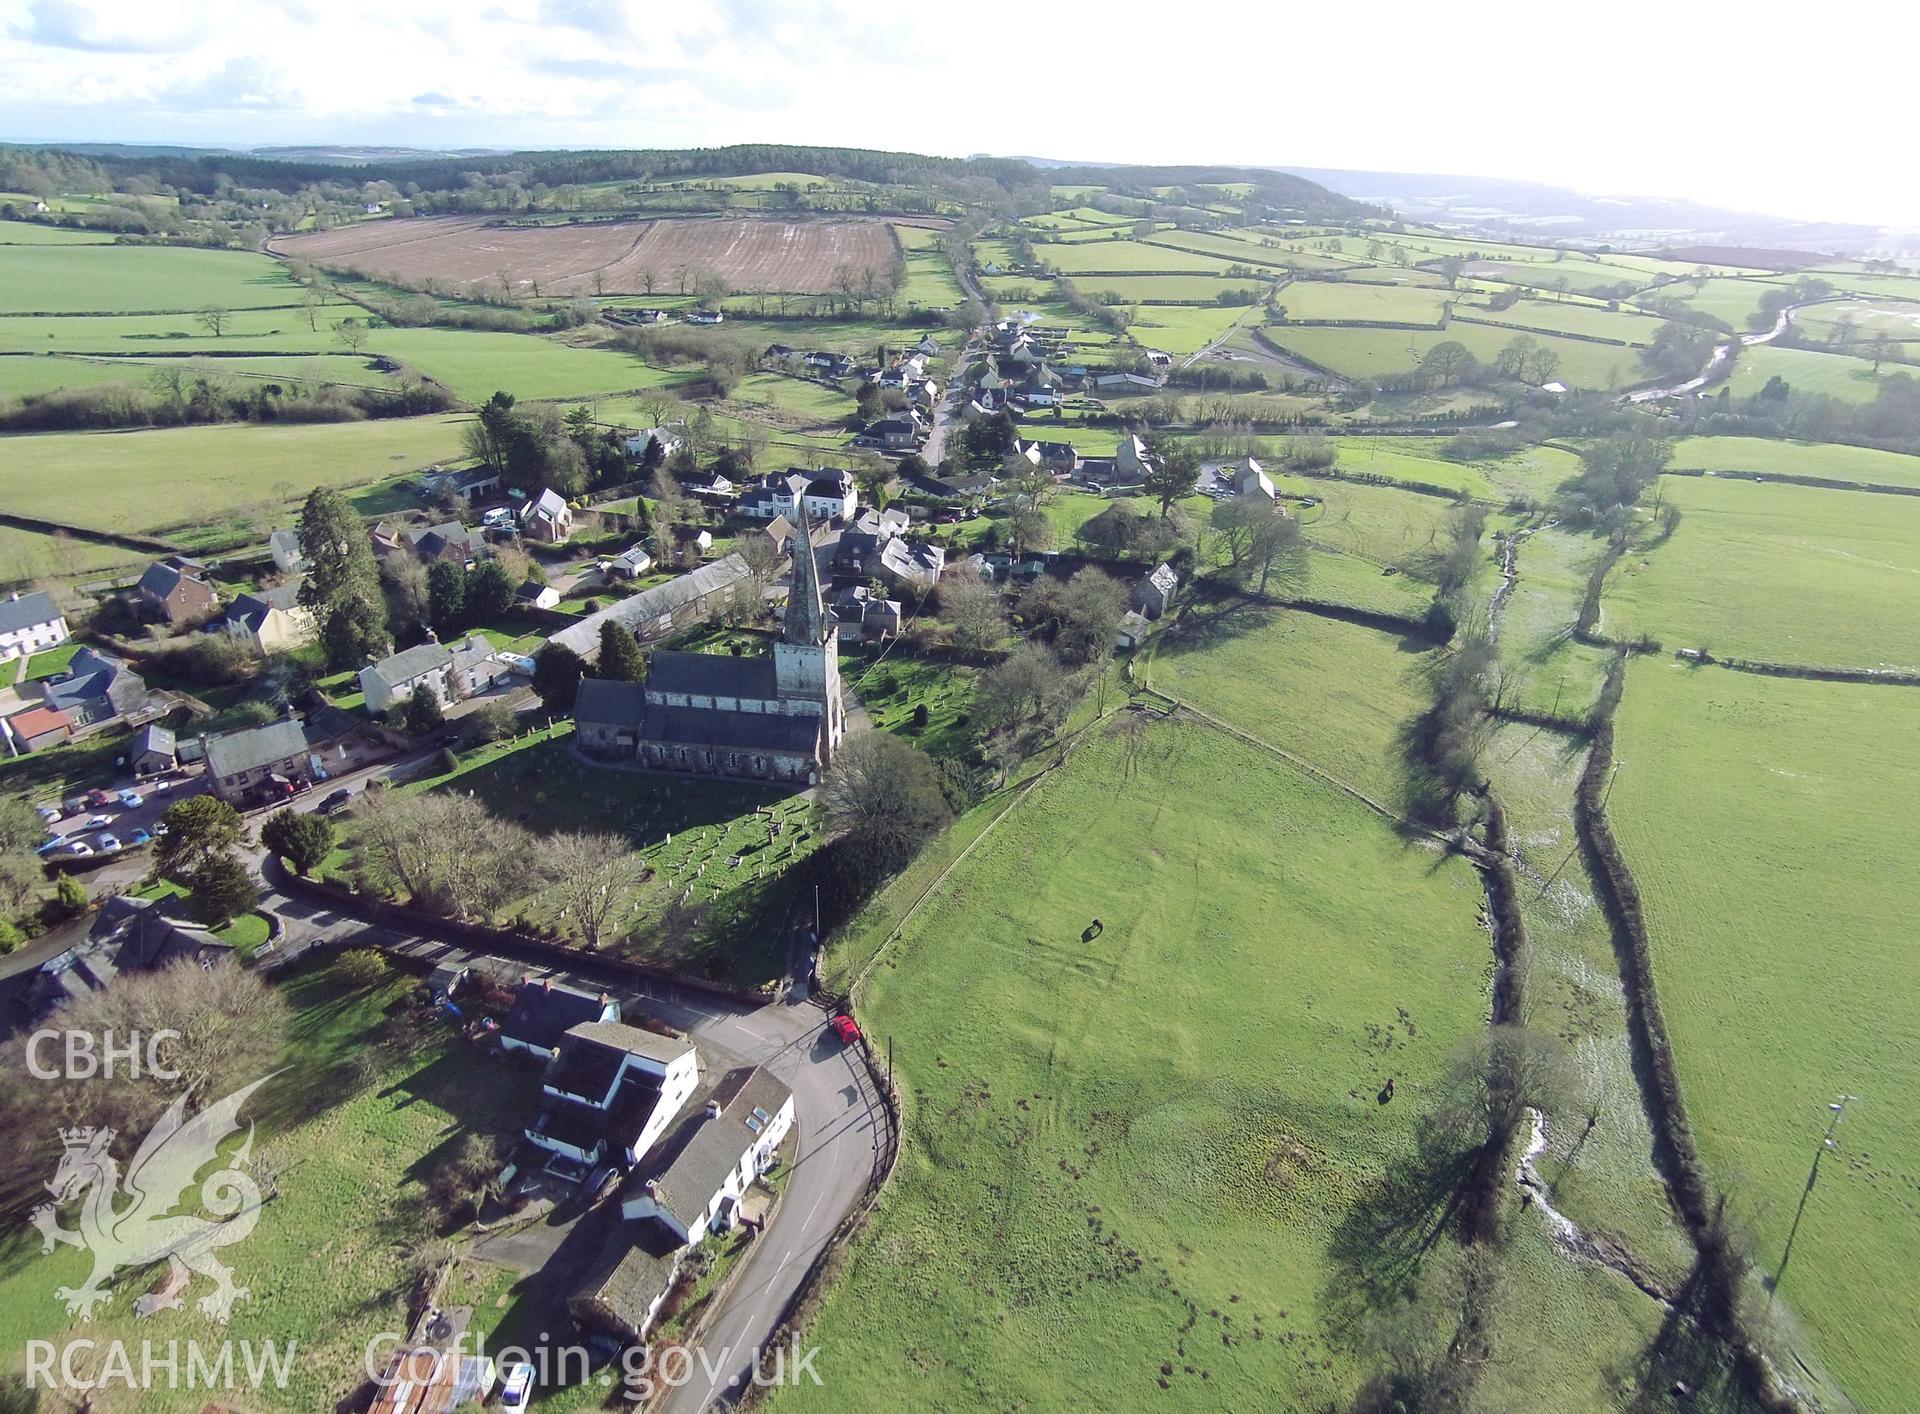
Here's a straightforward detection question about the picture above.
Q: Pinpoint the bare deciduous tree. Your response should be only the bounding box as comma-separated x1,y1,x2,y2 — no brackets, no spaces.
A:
542,832,645,950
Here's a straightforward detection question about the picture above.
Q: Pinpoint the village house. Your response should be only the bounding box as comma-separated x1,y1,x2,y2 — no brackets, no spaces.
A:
521,488,574,543
222,583,317,654
833,532,946,594
202,717,315,808
359,641,453,715
134,555,220,626
500,979,622,1059
267,529,309,576
854,413,925,452
685,308,724,325
549,555,754,659
625,425,685,463
0,895,235,1038
1133,562,1180,620
735,468,858,524
0,590,68,665
831,585,903,644
2,705,70,755
573,515,843,785
1228,455,1277,500
523,1020,701,1172
39,647,147,729
570,1066,795,1344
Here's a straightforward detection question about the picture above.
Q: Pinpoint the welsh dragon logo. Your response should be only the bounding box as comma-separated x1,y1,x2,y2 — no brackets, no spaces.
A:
27,1075,275,1323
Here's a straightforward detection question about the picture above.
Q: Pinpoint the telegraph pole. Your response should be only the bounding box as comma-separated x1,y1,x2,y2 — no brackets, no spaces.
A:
1768,1093,1859,1311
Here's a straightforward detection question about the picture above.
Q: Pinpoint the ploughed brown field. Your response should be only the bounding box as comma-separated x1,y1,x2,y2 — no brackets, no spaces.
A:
272,215,904,296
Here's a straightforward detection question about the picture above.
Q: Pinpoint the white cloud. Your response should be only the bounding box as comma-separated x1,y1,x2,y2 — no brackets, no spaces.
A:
0,0,1912,227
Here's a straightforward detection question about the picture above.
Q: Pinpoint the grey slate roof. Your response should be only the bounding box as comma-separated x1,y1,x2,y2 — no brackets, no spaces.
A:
574,677,650,730
132,723,175,758
225,582,304,633
503,980,616,1053
642,1066,793,1229
639,705,819,755
646,650,777,701
0,591,61,636
367,641,454,689
202,718,309,780
548,555,751,658
565,1018,695,1068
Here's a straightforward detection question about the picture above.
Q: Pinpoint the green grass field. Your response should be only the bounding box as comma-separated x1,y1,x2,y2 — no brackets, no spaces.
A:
1611,664,1920,1411
0,955,541,1412
1460,297,1666,346
1632,277,1788,329
1125,304,1250,356
0,414,468,534
1072,274,1266,304
0,301,371,356
1789,297,1920,343
364,328,685,403
0,219,118,245
1604,475,1920,669
1277,282,1453,325
1042,240,1236,276
785,718,1489,1410
1143,602,1437,808
1666,435,1920,489
0,244,303,314
1267,323,1638,391
1301,437,1499,497
1722,342,1901,405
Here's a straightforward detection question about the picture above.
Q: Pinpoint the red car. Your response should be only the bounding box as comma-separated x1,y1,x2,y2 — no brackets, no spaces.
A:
829,1014,862,1046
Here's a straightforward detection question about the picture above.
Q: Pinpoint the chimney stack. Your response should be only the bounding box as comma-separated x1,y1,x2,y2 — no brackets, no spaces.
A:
543,977,553,991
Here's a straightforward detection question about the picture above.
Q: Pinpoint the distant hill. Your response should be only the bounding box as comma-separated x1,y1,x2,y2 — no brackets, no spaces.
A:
1274,166,1876,253
994,156,1371,222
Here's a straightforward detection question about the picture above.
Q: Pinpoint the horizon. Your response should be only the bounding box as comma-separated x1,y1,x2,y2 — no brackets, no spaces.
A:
0,0,1914,230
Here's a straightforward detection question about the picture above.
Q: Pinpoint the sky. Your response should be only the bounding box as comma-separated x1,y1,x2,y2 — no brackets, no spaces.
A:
2,0,1915,228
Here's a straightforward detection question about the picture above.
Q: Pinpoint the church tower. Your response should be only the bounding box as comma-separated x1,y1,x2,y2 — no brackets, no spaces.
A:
773,503,845,767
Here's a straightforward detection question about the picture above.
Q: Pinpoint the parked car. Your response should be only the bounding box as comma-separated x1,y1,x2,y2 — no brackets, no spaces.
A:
96,834,121,853
66,841,94,858
317,789,354,814
499,1363,533,1408
35,805,59,824
829,1014,862,1046
84,789,113,809
35,837,68,856
117,789,144,808
61,796,86,816
85,813,113,829
128,828,153,847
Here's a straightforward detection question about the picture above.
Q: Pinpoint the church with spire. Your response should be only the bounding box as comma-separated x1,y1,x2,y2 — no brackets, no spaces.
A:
572,504,846,787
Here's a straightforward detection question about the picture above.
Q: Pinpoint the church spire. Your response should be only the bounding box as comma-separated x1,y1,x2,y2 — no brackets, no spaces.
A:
784,499,828,646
